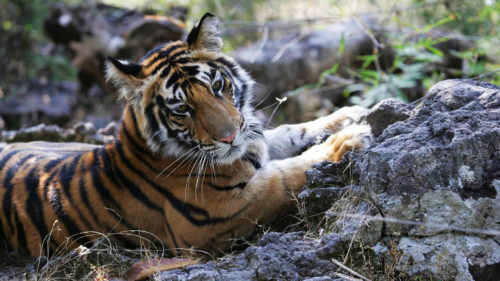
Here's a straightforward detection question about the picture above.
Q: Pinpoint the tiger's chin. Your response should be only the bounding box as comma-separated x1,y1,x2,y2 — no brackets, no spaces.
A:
204,141,248,165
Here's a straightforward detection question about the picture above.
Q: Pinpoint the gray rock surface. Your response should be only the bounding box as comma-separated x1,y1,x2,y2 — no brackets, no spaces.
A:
360,79,500,198
0,121,117,144
231,17,393,103
156,232,342,281
303,79,500,280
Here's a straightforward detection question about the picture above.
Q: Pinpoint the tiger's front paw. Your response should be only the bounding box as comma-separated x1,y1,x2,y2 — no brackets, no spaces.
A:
306,124,373,162
324,106,369,133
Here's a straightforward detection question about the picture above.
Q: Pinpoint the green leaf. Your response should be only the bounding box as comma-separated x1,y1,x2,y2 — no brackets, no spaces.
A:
422,15,455,32
338,33,345,55
424,45,444,57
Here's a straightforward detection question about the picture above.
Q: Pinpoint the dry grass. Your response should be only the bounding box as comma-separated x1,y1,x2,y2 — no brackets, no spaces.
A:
35,229,170,280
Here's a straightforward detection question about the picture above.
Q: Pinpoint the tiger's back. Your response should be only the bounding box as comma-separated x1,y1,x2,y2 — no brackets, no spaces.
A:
0,142,103,254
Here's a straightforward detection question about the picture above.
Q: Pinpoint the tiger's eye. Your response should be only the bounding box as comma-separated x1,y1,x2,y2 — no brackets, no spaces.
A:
212,80,222,92
177,105,188,112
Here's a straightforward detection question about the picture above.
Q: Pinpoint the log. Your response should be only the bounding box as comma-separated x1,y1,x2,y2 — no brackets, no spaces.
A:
43,2,186,92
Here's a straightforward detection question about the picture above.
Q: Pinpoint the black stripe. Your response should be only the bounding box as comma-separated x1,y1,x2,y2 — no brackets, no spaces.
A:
164,215,180,256
49,183,91,246
160,65,172,79
187,77,205,87
90,149,124,213
153,43,184,64
109,143,164,213
139,43,167,64
13,211,27,254
60,154,82,201
25,167,51,249
300,128,306,139
0,150,21,173
44,157,65,173
122,124,159,173
3,154,34,232
78,177,101,226
58,154,93,230
169,50,188,62
77,174,138,249
242,152,261,169
181,65,199,76
128,106,152,155
145,103,162,145
173,57,190,65
155,95,167,109
150,59,170,76
208,182,246,191
166,71,180,89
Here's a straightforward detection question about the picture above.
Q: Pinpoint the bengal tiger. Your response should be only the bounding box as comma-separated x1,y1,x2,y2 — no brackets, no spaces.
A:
0,13,371,260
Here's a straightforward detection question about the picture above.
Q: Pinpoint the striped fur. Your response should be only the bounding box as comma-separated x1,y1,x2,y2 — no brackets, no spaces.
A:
0,13,372,257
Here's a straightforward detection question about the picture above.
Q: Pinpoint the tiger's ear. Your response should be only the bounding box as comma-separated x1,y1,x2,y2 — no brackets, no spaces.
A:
187,13,223,53
105,56,144,101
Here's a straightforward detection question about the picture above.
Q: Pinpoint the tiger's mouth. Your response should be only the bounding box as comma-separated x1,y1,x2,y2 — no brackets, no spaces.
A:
199,134,245,161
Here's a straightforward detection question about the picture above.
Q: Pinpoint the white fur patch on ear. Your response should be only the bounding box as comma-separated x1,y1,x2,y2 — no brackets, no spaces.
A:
187,13,223,53
105,57,143,102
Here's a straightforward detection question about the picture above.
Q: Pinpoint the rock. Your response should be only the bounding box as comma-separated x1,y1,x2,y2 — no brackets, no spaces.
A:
97,121,118,136
2,124,67,142
365,98,414,137
156,232,342,281
232,16,394,104
359,79,500,198
297,79,500,280
354,79,500,280
395,234,500,281
305,154,360,188
1,121,118,144
0,80,78,129
73,122,97,136
298,186,343,215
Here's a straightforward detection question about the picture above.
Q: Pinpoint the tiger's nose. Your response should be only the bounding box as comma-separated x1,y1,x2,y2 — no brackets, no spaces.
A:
219,129,237,144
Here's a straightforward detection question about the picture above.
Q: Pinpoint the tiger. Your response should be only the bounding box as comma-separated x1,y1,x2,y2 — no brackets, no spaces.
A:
0,13,372,260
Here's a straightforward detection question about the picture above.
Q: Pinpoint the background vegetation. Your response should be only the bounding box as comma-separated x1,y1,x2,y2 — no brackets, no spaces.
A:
1,0,499,130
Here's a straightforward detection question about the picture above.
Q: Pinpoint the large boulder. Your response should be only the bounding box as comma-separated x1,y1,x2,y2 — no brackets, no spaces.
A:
303,79,500,280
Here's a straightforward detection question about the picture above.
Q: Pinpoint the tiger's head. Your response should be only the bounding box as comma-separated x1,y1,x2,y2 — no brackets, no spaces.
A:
106,13,263,164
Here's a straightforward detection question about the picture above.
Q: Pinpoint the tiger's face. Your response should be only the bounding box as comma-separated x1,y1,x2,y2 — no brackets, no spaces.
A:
106,13,262,163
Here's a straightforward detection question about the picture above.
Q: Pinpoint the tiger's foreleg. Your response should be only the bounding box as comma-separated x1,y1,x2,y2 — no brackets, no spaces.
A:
264,106,368,160
176,124,372,255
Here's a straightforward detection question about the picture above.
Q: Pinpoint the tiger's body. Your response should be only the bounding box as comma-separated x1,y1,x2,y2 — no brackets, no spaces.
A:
0,13,371,257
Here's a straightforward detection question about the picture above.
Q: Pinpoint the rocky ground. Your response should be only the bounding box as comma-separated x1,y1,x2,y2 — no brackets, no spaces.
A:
0,79,498,280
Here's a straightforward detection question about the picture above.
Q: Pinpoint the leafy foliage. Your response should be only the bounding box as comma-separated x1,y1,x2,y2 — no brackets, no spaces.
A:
332,1,499,107
0,0,77,94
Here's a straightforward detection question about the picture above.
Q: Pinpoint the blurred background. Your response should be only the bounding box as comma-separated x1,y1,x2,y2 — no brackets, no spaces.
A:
0,0,499,142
